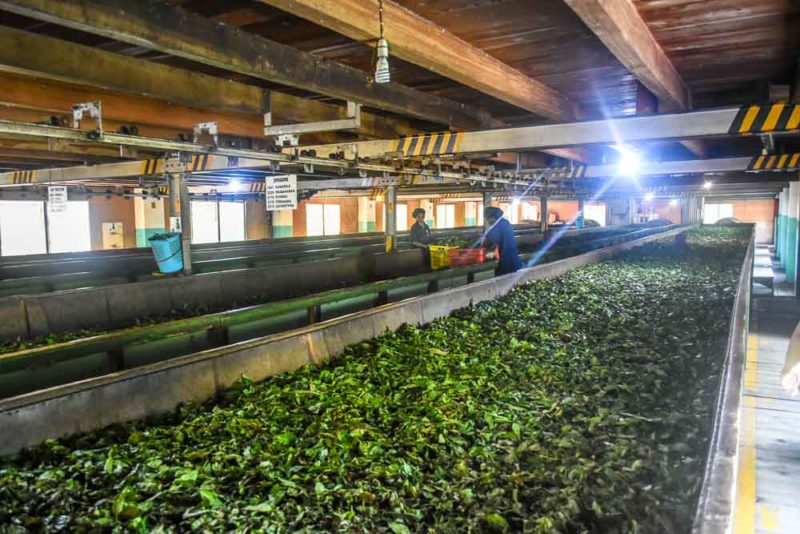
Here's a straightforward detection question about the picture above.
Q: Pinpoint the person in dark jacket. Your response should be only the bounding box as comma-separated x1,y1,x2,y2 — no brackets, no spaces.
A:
409,207,433,269
483,207,523,275
409,208,432,249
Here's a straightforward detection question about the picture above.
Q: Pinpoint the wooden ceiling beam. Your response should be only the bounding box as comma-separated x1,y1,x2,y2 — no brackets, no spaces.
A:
0,26,426,141
0,0,497,129
258,0,579,122
564,0,706,157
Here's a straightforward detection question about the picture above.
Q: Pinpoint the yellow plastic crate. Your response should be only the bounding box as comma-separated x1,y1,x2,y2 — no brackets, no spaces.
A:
429,245,454,270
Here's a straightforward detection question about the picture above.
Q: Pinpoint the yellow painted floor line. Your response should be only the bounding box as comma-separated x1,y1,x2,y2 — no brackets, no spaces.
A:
734,395,757,534
758,505,779,532
745,333,758,392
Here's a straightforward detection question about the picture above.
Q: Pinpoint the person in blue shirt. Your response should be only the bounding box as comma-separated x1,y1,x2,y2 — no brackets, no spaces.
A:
483,206,523,275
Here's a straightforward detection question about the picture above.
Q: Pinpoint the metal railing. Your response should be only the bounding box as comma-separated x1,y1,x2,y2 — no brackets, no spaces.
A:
692,228,755,533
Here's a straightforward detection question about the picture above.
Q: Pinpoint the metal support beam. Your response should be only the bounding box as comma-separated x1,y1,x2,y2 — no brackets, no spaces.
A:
178,174,192,274
167,173,180,230
540,195,549,234
577,197,586,229
384,185,397,253
306,104,800,159
264,99,362,137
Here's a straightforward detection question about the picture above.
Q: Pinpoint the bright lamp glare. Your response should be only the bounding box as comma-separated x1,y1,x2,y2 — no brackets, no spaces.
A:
704,181,713,190
644,192,654,202
229,179,243,192
669,198,678,207
616,147,641,177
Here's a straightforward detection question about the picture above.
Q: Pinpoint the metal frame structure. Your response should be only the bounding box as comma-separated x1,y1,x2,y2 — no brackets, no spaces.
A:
305,104,800,159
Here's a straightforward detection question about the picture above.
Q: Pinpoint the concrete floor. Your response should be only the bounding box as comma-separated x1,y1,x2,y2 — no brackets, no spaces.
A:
734,246,800,533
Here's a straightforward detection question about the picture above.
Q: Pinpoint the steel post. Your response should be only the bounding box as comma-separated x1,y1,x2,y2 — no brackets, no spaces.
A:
540,195,549,233
179,174,193,274
384,185,397,253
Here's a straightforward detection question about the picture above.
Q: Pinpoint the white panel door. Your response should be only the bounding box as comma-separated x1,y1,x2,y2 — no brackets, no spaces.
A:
306,204,324,236
48,201,92,253
436,204,455,229
584,203,607,227
219,201,246,242
0,201,47,256
323,204,341,235
396,204,408,231
191,201,220,244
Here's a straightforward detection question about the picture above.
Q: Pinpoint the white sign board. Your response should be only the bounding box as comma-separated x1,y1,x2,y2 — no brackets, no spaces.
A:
169,216,182,233
264,175,297,211
48,186,68,213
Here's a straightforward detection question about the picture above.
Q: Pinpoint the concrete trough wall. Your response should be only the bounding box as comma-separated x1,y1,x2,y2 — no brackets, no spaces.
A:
0,227,686,456
0,250,424,343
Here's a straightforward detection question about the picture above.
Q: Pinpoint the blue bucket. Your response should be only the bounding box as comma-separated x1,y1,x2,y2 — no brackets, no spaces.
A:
148,233,183,274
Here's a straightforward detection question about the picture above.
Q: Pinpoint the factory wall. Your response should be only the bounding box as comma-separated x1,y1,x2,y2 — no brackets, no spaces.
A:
549,201,579,224
292,197,358,237
88,196,137,250
731,199,774,244
245,199,270,240
703,198,775,244
649,201,681,224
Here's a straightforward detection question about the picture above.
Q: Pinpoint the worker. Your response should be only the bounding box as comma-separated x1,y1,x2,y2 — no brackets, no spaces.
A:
409,208,433,249
409,207,433,269
483,206,523,275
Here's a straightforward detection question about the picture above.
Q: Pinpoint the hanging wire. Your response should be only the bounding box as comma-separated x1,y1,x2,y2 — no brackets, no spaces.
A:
378,0,385,38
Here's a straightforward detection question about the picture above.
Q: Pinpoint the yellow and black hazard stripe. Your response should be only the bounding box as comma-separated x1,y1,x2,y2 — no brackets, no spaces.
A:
748,153,800,172
157,186,168,195
189,153,212,172
249,182,266,193
10,170,35,184
369,188,385,200
393,131,464,157
542,165,586,179
141,159,164,176
729,103,800,135
568,165,587,179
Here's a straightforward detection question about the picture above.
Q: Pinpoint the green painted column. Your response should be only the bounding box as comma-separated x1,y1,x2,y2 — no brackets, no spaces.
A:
357,197,377,233
464,201,478,227
420,199,434,228
272,209,293,238
134,188,166,247
786,183,799,285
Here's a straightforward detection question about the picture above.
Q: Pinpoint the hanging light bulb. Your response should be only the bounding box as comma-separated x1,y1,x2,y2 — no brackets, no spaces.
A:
374,38,390,84
373,0,390,84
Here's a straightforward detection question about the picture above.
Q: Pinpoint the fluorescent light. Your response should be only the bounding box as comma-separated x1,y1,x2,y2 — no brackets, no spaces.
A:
644,192,654,202
704,180,713,190
229,179,243,192
669,198,678,206
616,146,641,177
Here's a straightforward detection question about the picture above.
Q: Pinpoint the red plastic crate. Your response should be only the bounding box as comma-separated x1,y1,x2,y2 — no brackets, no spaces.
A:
447,247,486,268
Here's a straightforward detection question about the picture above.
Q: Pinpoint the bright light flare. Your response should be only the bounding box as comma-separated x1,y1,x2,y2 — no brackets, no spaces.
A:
229,179,243,192
669,198,678,207
616,146,641,177
703,180,713,190
644,192,654,202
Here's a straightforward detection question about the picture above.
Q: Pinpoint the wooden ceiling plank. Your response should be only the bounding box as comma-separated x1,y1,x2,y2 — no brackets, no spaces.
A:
564,0,706,157
0,26,430,141
258,0,578,122
0,0,497,129
564,0,690,110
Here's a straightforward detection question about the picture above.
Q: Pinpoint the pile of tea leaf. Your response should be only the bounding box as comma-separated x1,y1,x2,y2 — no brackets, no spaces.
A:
0,227,749,532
